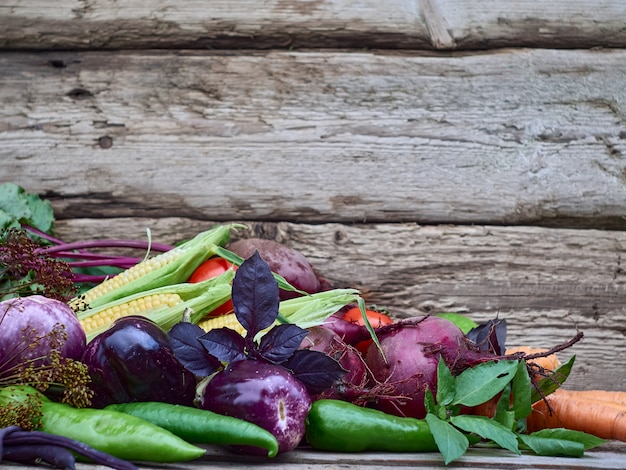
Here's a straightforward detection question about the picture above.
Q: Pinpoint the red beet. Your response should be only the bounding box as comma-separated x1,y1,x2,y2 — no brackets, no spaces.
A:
364,316,470,419
298,326,369,399
227,238,322,300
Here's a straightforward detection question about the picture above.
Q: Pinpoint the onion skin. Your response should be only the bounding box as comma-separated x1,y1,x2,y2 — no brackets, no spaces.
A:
0,295,86,372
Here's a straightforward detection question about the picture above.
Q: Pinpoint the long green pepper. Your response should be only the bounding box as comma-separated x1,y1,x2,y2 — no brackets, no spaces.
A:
107,401,280,457
305,399,438,453
0,386,205,463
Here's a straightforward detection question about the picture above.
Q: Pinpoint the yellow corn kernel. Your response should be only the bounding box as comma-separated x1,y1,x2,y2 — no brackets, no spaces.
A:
197,313,247,336
71,249,183,310
80,293,182,336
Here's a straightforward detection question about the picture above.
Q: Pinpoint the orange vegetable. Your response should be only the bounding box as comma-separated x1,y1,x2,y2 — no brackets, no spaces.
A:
526,389,626,441
506,346,560,379
342,307,393,355
550,389,626,406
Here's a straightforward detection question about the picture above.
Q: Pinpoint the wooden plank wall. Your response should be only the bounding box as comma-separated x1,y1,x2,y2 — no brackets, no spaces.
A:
1,1,625,395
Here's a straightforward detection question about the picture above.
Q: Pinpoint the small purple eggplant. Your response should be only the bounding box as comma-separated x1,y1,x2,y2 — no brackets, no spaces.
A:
198,359,311,455
82,316,196,408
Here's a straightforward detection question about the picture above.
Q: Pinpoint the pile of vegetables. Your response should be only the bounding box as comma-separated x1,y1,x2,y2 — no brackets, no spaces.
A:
1,183,625,469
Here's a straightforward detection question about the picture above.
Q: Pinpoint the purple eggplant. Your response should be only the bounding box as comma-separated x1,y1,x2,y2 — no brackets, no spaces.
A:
198,359,311,455
82,316,196,408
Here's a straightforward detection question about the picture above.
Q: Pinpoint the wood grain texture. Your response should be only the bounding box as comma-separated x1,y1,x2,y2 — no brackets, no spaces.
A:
2,49,625,229
52,218,626,392
1,442,626,469
0,0,624,50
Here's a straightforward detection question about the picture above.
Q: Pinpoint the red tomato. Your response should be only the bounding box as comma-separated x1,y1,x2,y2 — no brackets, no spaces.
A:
342,307,393,355
188,258,236,316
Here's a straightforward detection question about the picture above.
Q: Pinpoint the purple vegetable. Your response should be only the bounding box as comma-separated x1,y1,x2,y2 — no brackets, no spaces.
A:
298,326,368,399
227,238,322,300
198,359,311,454
174,252,341,455
2,443,77,469
0,295,86,373
364,316,488,419
0,426,137,470
321,310,372,345
82,316,196,408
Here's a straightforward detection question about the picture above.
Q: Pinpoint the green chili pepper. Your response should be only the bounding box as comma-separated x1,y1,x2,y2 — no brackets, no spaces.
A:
305,399,438,453
106,401,280,458
0,386,205,463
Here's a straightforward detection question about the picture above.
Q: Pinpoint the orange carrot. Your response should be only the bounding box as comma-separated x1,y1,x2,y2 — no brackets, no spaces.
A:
551,389,626,406
527,390,626,441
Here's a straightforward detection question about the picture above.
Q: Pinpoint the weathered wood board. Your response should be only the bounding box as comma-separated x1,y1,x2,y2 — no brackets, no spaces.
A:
1,442,626,470
51,218,626,392
2,48,626,229
1,0,625,49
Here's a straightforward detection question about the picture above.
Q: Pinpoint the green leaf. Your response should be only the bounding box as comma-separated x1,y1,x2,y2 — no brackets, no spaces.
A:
530,356,575,404
512,359,532,419
0,182,54,232
425,413,469,465
436,356,456,406
435,312,478,334
529,428,606,451
518,434,584,457
453,360,519,407
424,389,441,417
451,415,520,454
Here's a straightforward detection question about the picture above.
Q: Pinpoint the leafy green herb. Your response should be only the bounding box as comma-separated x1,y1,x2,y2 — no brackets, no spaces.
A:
425,413,469,465
424,357,603,463
530,355,575,404
511,358,532,419
0,182,54,234
452,360,518,407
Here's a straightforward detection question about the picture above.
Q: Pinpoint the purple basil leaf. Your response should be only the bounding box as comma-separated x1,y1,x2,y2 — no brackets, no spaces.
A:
232,250,280,338
257,324,310,364
198,327,247,363
467,318,507,355
168,322,221,376
283,349,347,394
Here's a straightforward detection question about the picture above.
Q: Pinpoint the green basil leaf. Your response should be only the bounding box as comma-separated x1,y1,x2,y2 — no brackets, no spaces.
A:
512,359,532,419
529,428,606,450
453,360,519,407
518,434,584,457
425,413,469,465
424,389,440,417
451,415,520,454
435,312,478,334
436,356,456,406
530,356,575,404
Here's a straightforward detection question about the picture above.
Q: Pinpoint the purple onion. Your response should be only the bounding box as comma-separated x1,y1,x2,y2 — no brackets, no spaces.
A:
0,295,86,373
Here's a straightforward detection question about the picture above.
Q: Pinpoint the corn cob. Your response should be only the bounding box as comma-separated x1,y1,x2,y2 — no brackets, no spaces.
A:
197,313,247,336
80,270,235,342
70,224,240,312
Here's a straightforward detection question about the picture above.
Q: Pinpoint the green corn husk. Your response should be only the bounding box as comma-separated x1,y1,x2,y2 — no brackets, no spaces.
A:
70,224,242,311
81,270,235,342
278,288,361,329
